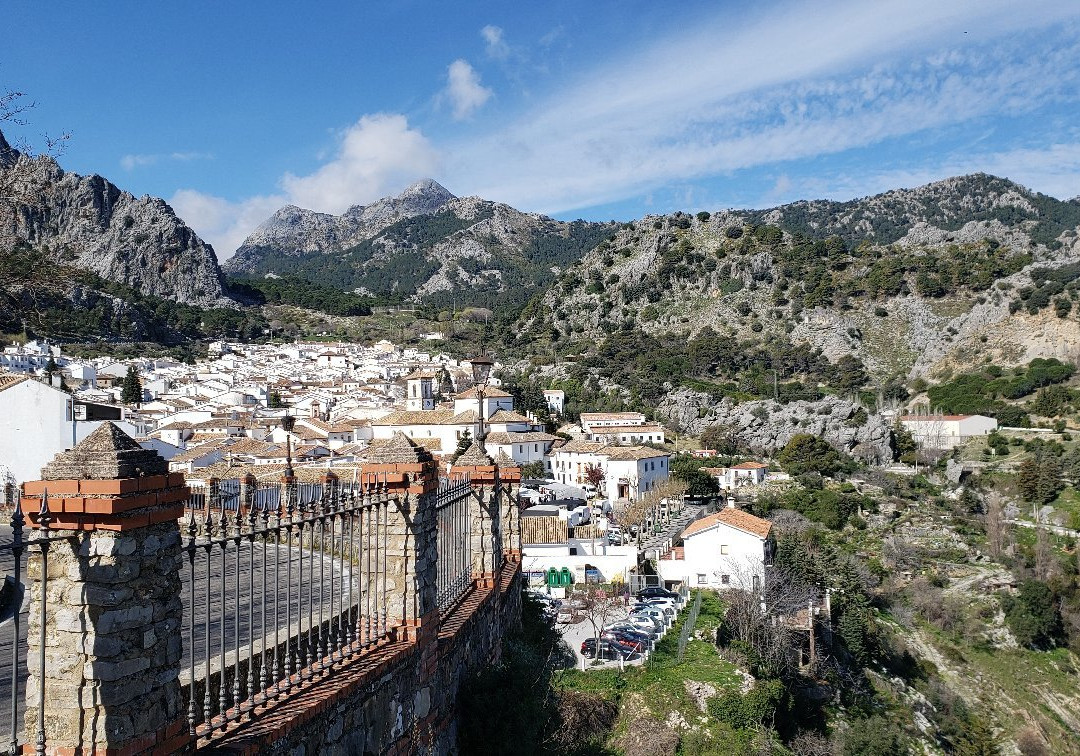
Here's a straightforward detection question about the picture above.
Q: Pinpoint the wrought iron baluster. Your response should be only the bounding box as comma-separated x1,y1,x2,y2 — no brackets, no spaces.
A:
316,486,327,672
381,480,389,640
202,505,214,728
306,492,316,676
245,489,257,714
259,492,271,701
9,495,24,753
284,481,295,696
326,482,337,664
186,509,198,736
230,499,242,718
298,493,310,680
359,482,370,648
346,486,356,650
217,499,229,724
373,481,382,639
34,490,50,756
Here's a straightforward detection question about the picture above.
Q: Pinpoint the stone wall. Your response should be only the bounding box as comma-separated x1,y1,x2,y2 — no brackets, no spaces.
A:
206,561,522,755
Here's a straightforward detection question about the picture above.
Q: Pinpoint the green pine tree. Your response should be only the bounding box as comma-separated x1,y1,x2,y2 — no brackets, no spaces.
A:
452,430,473,463
120,365,142,404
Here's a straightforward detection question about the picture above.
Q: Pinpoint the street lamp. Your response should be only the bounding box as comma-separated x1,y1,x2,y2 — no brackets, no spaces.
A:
282,413,296,478
470,355,494,443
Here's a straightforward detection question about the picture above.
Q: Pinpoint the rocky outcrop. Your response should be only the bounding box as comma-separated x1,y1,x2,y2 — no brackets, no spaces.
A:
656,388,893,462
226,178,456,270
0,129,232,307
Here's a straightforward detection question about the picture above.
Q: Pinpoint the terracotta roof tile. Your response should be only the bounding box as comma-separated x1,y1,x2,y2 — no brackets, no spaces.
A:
682,508,772,540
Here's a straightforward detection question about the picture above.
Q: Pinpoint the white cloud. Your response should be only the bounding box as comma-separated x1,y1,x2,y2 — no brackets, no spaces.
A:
281,113,440,214
796,142,1080,205
173,113,440,260
120,151,212,171
442,0,1080,213
444,60,493,120
481,25,509,60
169,190,285,262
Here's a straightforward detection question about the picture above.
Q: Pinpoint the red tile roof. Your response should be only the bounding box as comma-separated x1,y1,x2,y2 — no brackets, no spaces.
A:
682,508,772,540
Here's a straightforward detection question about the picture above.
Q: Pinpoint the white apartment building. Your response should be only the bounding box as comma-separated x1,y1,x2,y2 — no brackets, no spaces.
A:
0,375,140,486
578,412,648,432
585,423,666,445
543,389,565,416
550,440,670,500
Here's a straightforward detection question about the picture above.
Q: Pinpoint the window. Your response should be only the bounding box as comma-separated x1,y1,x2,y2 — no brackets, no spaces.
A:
569,547,578,556
721,574,730,585
534,444,539,452
720,545,729,555
753,575,761,591
697,574,707,584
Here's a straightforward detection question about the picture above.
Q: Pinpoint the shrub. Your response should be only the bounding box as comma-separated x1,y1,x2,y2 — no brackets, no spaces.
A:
1003,579,1063,649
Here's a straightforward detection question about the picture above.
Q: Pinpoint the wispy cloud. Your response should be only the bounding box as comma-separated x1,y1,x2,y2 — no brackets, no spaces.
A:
173,113,440,259
120,151,212,171
443,60,493,120
481,25,509,60
444,0,1080,213
788,142,1080,206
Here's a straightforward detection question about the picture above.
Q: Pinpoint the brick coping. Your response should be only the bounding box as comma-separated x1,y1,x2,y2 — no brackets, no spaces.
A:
196,638,415,754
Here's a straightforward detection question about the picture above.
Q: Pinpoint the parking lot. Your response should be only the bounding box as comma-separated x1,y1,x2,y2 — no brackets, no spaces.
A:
537,589,687,671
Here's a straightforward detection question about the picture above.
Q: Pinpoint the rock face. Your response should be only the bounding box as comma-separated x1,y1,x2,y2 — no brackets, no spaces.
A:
524,173,1080,381
0,129,232,307
224,180,615,307
656,388,893,462
227,178,456,267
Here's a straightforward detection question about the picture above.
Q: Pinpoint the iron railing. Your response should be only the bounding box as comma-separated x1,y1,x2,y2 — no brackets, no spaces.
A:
435,476,472,611
181,477,393,736
0,471,487,751
0,493,77,755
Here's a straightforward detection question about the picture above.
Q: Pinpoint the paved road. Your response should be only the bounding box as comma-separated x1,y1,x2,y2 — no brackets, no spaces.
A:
0,533,349,744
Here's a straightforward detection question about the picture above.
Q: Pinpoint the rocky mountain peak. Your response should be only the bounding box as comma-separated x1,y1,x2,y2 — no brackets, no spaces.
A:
0,128,233,307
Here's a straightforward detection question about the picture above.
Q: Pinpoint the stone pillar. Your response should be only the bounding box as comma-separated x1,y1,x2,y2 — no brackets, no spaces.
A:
498,458,522,561
19,422,191,755
449,442,502,588
360,432,439,643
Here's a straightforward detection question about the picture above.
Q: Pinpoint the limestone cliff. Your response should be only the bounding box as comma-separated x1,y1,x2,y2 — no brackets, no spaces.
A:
0,129,232,307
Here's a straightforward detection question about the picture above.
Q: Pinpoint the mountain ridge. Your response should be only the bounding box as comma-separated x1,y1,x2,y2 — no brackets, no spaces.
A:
513,173,1080,390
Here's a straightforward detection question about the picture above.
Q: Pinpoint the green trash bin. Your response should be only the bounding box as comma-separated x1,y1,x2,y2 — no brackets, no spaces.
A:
546,568,560,587
559,567,573,587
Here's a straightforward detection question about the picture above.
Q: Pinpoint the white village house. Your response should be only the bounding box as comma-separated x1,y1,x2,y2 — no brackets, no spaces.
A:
898,413,998,450
657,507,774,592
0,374,143,491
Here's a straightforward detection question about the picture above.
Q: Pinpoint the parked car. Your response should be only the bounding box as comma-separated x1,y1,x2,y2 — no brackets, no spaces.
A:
603,629,650,648
637,586,679,600
601,634,643,654
637,601,675,616
607,621,659,640
632,607,668,625
619,615,662,633
581,637,639,660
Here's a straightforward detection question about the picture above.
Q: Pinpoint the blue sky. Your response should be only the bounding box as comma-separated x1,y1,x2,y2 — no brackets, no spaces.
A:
4,0,1080,260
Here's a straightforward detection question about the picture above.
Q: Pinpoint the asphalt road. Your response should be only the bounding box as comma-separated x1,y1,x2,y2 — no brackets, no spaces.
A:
0,530,349,744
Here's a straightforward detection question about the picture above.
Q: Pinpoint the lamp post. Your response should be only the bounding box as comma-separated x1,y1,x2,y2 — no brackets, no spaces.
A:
470,355,494,445
282,413,296,478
